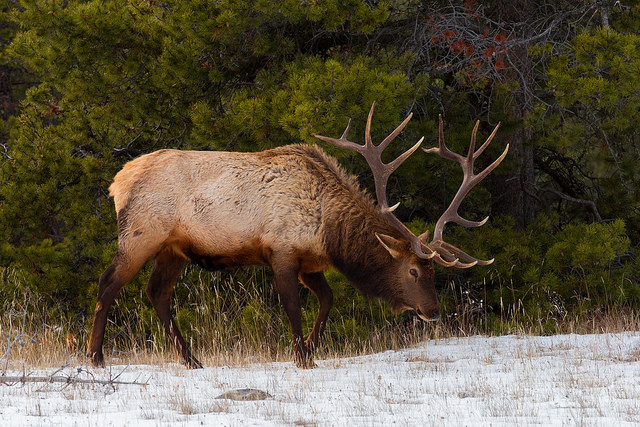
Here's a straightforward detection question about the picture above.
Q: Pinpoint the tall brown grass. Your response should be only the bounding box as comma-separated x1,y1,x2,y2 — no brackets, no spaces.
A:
1,269,639,370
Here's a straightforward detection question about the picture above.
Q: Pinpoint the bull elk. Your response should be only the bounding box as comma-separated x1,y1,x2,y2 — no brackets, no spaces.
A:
87,102,507,369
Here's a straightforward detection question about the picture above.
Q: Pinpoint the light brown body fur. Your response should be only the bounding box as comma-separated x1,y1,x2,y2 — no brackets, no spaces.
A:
110,146,339,273
88,144,439,368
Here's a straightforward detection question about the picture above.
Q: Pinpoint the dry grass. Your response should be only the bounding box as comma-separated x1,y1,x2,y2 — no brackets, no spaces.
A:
1,270,639,370
2,313,640,425
1,308,639,373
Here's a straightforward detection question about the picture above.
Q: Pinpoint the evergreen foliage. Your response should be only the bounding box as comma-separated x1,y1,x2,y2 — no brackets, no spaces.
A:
1,1,640,349
533,27,640,235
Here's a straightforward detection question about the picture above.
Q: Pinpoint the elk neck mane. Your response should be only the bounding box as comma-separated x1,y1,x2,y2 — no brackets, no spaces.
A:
278,144,407,304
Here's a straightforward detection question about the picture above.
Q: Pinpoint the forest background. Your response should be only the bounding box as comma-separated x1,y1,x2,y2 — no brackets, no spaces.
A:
1,0,640,360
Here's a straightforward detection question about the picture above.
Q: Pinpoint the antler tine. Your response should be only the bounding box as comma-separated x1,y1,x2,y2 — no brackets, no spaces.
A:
473,121,500,160
315,102,438,261
476,142,509,182
387,137,424,176
427,244,479,268
467,121,479,160
340,118,352,140
422,118,507,242
379,112,414,153
365,102,376,148
433,240,494,268
433,254,460,268
418,115,507,267
423,115,465,163
313,118,362,152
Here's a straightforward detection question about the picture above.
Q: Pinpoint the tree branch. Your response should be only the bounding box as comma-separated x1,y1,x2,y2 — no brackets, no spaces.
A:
0,375,147,386
543,187,605,224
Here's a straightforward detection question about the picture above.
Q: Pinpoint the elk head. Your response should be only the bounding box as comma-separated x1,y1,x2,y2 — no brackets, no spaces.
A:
315,102,508,322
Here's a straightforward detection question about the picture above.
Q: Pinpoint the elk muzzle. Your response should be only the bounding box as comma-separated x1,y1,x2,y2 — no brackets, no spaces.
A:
416,306,440,322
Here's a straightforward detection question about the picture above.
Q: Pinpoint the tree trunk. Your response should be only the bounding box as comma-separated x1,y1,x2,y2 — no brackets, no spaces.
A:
0,64,16,122
487,0,537,229
489,125,535,229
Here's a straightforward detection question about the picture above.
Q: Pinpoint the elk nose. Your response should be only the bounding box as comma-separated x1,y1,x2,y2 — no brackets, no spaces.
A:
426,306,440,321
416,307,440,322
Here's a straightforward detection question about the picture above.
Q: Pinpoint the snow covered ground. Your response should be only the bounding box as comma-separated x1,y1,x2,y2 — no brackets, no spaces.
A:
2,332,640,426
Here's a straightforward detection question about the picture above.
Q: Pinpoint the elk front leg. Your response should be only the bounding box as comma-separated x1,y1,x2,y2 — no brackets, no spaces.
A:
272,261,314,368
300,272,333,351
146,251,202,368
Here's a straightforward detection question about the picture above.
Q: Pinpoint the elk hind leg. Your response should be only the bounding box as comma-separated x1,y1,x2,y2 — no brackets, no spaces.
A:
146,250,202,368
300,272,334,351
88,252,147,367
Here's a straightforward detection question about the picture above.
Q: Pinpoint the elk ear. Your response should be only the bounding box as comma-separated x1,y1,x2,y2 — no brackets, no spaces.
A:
375,233,403,259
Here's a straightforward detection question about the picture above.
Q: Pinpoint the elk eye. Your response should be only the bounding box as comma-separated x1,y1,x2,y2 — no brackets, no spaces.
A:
409,268,418,278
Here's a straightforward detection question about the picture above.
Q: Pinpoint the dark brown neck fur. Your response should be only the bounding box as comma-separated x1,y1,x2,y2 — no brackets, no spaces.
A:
322,199,405,304
284,145,406,304
268,144,407,305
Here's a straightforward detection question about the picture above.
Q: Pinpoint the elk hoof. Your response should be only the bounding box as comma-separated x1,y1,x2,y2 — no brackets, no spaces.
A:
184,356,204,369
295,357,317,369
88,352,105,368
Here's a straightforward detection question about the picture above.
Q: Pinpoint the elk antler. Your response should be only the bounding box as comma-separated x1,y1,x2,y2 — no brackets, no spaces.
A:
314,102,439,260
419,115,509,268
